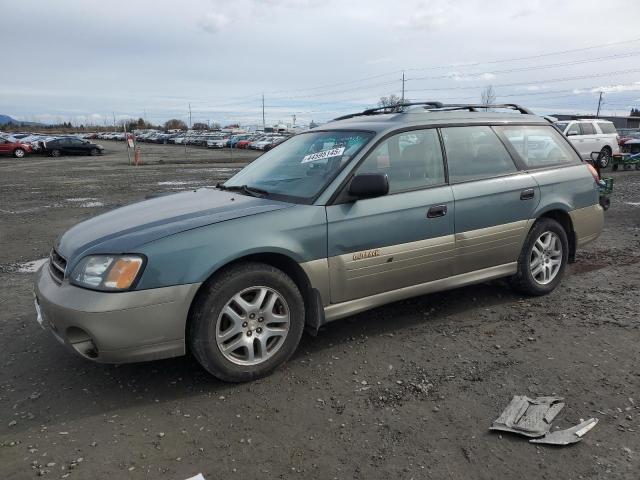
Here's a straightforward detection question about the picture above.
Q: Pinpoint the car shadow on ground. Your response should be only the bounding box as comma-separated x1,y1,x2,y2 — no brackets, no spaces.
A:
4,278,527,435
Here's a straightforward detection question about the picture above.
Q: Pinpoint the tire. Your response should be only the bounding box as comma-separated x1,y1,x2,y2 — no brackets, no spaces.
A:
612,164,619,171
597,147,611,169
90,148,99,156
13,148,26,158
599,196,611,210
511,218,569,296
51,149,61,157
189,262,305,382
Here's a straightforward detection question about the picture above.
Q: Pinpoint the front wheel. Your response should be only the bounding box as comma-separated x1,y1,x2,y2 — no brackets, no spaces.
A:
189,262,305,382
51,149,61,157
598,147,611,169
90,148,99,156
13,148,26,158
511,218,569,296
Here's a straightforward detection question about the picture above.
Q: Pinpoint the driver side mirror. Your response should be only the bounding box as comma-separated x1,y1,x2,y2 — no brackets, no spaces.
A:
589,151,600,162
567,130,578,137
348,173,389,199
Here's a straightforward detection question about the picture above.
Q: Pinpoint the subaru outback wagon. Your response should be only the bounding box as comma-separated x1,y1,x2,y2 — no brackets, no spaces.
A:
35,102,604,382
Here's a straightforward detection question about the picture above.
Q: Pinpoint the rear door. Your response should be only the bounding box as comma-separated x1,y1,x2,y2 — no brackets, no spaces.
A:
578,122,600,159
326,128,455,303
440,126,539,275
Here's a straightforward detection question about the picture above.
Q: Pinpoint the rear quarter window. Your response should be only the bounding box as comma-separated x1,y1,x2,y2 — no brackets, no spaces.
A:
597,122,616,134
496,125,582,169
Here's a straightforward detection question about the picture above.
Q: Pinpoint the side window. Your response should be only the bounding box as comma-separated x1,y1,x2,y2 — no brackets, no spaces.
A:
440,126,517,182
597,122,616,134
496,125,581,168
566,123,581,136
356,129,445,193
580,123,596,135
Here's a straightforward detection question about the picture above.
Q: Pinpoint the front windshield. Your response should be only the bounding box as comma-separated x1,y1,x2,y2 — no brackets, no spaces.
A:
224,130,373,203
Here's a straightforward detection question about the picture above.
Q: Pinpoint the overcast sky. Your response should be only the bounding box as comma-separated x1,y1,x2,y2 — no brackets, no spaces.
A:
3,0,640,127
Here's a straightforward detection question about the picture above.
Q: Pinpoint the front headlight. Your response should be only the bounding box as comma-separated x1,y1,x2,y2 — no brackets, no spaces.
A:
70,255,145,291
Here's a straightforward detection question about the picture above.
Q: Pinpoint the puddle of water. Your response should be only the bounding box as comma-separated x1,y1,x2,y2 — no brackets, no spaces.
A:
157,181,200,186
17,258,48,273
79,201,105,208
625,202,640,206
66,197,97,202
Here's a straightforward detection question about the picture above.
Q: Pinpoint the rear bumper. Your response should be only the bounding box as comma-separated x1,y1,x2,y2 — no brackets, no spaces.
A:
34,264,201,364
570,204,604,247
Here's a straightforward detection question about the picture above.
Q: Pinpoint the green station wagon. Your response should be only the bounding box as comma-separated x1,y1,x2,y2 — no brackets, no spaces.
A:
35,103,604,381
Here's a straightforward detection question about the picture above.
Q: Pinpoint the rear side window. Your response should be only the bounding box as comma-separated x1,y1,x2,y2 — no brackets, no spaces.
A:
580,123,596,135
597,122,616,134
356,129,445,193
497,125,581,168
440,126,517,182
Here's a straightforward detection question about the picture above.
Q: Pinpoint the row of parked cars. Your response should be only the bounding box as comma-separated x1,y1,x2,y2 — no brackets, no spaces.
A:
0,132,105,158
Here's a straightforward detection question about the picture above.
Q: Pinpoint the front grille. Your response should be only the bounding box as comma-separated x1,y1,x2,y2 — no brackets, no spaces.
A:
49,248,67,284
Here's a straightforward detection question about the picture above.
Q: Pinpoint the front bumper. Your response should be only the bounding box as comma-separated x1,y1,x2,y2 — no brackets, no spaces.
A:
34,264,201,364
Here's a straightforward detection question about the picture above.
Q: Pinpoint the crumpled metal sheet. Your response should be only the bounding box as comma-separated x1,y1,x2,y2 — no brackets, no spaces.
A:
529,418,599,445
490,395,565,437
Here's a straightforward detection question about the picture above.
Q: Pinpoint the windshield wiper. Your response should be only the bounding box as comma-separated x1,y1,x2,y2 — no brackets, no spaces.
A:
216,183,269,198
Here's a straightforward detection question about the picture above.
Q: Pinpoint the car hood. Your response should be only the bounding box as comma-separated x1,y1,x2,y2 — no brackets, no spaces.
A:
56,188,293,262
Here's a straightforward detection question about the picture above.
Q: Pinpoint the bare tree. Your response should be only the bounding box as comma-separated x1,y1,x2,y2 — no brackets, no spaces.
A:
378,94,403,108
164,119,188,130
481,85,496,108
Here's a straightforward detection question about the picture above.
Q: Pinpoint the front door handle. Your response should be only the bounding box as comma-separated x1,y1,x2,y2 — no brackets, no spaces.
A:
520,188,535,200
427,204,447,218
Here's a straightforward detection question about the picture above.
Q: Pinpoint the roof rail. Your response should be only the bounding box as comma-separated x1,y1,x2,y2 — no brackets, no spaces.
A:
331,102,536,121
427,104,535,115
332,101,443,121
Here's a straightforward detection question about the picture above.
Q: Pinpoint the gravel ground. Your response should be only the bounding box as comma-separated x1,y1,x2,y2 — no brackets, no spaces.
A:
0,143,639,480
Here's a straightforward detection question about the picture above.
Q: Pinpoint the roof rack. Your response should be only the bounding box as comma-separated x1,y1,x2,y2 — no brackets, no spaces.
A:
425,104,535,115
332,101,443,121
331,102,537,121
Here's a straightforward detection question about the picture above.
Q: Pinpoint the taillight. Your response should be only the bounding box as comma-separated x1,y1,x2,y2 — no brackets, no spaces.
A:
586,163,600,181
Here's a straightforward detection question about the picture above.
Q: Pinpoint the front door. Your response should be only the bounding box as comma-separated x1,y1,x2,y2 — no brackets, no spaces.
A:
326,128,455,304
0,138,11,155
440,125,540,275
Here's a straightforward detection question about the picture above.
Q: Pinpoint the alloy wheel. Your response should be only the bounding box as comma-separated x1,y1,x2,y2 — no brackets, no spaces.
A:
215,286,290,366
529,231,563,285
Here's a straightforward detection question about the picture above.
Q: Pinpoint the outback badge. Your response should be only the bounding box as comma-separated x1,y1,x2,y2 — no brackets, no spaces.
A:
352,249,381,261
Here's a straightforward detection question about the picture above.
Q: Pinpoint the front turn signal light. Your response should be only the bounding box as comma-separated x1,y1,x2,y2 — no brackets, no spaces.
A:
104,257,144,289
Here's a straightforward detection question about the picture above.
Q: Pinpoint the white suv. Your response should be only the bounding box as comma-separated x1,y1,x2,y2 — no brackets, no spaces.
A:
554,119,619,168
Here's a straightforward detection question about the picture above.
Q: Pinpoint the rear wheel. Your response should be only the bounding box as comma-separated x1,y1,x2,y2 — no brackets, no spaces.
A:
13,148,25,158
511,218,569,296
189,262,305,382
598,147,611,169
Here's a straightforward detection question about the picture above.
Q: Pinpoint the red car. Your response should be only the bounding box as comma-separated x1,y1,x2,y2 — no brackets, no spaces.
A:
0,137,33,158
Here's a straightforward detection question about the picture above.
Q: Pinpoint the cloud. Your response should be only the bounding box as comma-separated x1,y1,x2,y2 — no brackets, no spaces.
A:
591,81,640,94
447,71,496,82
198,12,230,34
396,4,447,31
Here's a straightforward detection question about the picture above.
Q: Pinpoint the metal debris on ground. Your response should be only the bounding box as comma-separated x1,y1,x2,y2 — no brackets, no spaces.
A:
491,395,598,446
490,395,565,437
184,474,206,480
529,418,599,445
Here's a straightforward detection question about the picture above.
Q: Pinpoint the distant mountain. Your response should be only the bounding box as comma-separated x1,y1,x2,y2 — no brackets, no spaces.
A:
0,114,45,126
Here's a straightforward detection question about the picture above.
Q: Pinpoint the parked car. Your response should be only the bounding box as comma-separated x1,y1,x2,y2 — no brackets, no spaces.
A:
0,136,33,158
236,136,260,149
41,137,105,157
34,102,604,382
263,136,288,151
554,119,619,168
207,137,228,148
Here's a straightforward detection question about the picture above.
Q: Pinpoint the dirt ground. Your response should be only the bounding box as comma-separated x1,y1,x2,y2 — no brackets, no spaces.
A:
0,142,638,480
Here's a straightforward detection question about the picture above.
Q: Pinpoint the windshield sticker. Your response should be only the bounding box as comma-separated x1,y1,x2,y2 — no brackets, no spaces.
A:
301,146,345,163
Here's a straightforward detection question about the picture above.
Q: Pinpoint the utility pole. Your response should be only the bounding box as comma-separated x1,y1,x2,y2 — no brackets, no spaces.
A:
262,93,265,131
401,70,405,104
188,103,192,129
596,91,604,117
112,112,116,128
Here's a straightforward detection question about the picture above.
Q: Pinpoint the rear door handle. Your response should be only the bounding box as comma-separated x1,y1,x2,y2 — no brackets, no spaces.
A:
520,188,535,201
427,204,447,218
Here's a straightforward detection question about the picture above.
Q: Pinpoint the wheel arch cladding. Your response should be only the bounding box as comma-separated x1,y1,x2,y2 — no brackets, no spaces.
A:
185,252,324,346
535,209,576,262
